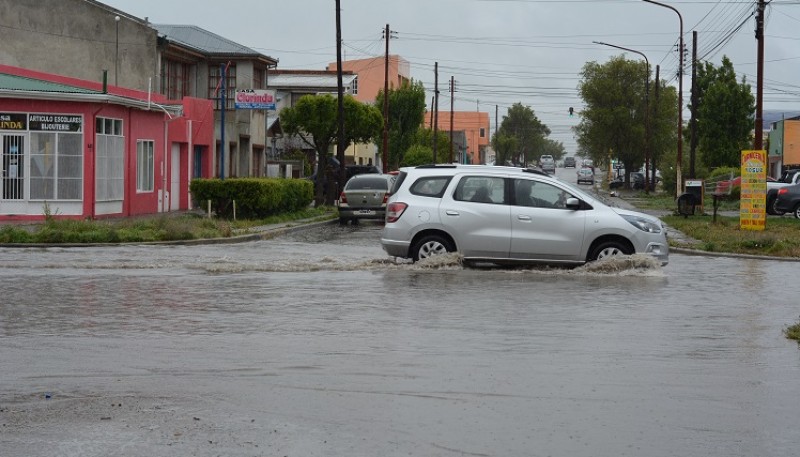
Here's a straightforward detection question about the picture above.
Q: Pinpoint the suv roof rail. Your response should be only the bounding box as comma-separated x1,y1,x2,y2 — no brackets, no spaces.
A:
522,167,551,176
415,164,458,169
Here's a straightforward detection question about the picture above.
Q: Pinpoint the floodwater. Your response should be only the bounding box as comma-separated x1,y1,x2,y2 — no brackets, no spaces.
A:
1,223,799,457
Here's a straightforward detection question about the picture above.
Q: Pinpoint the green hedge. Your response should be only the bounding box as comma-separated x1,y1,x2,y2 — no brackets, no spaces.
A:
190,178,313,219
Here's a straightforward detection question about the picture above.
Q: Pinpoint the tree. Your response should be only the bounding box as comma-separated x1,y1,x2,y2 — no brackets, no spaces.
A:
281,94,382,205
375,80,427,170
540,138,566,161
493,103,550,166
492,132,518,166
694,56,755,169
407,127,451,164
576,55,676,189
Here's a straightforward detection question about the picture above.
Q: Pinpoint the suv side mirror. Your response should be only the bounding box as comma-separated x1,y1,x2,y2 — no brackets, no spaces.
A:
565,197,581,210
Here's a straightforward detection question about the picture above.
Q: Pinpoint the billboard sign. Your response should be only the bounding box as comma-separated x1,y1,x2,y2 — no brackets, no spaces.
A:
740,149,767,231
235,89,276,110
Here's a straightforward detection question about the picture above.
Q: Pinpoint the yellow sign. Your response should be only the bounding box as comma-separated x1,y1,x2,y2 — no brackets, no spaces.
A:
740,150,767,231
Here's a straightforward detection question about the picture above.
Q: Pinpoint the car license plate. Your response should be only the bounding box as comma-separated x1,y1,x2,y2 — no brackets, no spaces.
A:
358,209,375,215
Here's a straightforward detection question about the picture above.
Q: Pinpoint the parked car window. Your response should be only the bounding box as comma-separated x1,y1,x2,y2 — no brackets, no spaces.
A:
409,176,450,197
454,176,506,204
345,176,390,190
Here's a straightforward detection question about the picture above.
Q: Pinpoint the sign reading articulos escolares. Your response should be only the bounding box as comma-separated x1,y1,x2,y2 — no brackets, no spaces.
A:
234,89,276,110
28,113,83,132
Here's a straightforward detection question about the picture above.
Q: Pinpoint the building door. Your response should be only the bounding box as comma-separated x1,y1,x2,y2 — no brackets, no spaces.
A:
171,143,180,211
2,134,25,200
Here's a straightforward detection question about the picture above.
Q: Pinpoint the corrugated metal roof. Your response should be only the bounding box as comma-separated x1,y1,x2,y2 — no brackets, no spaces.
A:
155,24,272,59
268,74,357,89
0,73,99,94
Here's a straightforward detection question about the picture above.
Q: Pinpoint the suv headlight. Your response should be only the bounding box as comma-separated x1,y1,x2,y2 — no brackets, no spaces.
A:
621,214,662,233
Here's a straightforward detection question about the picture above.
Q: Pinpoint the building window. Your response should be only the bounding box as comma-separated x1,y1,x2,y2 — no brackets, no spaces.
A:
95,117,124,201
29,132,83,200
209,64,237,110
351,77,358,95
480,127,486,138
253,67,265,90
136,140,155,192
161,58,191,99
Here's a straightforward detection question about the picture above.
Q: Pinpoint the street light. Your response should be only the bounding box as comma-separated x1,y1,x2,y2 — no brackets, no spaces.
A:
114,15,120,86
593,41,651,193
642,0,683,198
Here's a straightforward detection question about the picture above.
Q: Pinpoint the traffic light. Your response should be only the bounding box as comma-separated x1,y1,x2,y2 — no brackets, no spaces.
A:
568,107,574,117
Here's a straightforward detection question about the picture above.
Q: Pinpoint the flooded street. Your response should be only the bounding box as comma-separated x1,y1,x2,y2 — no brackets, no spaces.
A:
2,223,799,457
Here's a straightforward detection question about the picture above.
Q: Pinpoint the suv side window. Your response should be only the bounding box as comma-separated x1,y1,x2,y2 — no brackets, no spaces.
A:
454,176,506,204
409,176,450,197
513,178,571,209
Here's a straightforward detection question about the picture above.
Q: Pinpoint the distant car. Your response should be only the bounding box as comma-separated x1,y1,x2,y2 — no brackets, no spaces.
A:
539,155,556,173
564,157,576,168
774,182,800,218
338,174,395,225
582,158,594,171
577,167,594,185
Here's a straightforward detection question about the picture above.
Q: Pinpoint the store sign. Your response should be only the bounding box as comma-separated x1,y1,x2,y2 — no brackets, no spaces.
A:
0,113,28,130
28,114,83,132
740,149,767,231
234,89,276,110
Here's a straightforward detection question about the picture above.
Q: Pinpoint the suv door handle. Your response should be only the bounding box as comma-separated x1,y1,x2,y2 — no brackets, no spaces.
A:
517,215,532,221
445,210,459,216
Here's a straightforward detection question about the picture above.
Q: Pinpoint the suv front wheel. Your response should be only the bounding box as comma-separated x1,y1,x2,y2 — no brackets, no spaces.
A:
589,240,632,262
412,234,455,262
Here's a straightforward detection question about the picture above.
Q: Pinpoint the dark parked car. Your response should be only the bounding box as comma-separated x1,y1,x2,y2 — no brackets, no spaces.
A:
609,172,655,191
774,182,800,218
309,158,381,194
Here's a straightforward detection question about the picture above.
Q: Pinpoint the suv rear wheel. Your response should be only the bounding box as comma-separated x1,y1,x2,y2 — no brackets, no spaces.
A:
412,234,455,262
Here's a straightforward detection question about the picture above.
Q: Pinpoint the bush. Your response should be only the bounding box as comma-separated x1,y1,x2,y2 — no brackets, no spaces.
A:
190,178,313,219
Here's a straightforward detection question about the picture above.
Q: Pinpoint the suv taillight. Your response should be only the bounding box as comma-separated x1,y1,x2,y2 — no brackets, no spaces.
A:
386,202,407,223
777,188,788,196
339,192,347,204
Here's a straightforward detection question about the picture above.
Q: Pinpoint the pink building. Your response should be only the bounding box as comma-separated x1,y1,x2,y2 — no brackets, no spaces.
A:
0,64,214,222
327,55,410,103
424,111,491,164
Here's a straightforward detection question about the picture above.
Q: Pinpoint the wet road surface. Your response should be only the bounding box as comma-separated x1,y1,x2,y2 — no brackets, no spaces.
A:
1,223,799,456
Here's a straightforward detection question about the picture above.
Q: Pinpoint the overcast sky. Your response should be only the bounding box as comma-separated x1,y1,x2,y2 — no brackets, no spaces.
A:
101,0,800,152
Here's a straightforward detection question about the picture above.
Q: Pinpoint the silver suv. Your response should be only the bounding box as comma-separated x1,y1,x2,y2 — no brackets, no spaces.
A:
539,155,556,173
381,165,668,266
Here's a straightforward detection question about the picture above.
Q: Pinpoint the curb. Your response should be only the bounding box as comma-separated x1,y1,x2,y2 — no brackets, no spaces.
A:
0,218,337,248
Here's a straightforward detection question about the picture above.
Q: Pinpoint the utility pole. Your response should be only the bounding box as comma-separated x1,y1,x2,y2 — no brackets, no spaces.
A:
642,0,683,197
220,63,226,180
754,0,766,150
382,24,390,173
433,62,439,163
335,0,346,196
654,64,660,187
690,31,698,179
449,76,455,163
429,96,434,129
